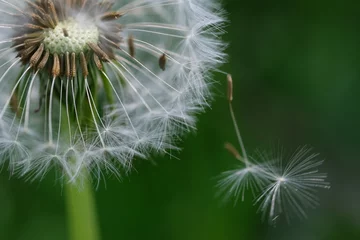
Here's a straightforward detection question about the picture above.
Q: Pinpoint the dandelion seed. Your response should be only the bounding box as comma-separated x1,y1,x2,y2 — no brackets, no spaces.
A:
0,0,226,183
217,75,329,223
217,76,269,202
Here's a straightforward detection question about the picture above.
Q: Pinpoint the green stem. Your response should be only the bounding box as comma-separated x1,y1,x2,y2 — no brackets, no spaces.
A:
65,175,100,240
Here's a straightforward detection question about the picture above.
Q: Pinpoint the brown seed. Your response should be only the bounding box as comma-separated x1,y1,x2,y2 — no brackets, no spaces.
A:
65,52,70,77
88,43,109,61
227,74,233,102
224,142,242,161
71,52,76,78
93,53,103,70
159,53,167,71
128,35,135,57
21,44,37,60
47,0,59,25
80,52,88,77
24,23,45,30
26,0,46,16
101,11,123,21
39,0,49,10
24,32,44,39
37,50,49,69
30,43,44,66
31,13,48,28
52,53,60,77
10,94,20,117
43,13,55,29
60,54,64,76
24,35,44,48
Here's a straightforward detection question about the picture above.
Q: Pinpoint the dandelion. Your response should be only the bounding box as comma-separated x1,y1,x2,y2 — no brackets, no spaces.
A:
0,0,226,182
217,75,329,224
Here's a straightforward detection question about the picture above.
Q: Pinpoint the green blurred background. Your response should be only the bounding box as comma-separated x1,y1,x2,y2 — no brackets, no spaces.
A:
1,0,359,239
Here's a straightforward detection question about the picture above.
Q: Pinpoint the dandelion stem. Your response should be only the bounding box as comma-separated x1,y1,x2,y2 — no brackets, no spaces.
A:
65,176,100,240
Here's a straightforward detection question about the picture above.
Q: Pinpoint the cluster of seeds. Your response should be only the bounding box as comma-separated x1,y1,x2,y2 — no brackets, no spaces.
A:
12,0,123,78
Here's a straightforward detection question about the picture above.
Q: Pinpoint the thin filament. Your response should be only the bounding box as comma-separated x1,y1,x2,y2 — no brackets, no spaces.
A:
229,101,249,165
48,76,56,145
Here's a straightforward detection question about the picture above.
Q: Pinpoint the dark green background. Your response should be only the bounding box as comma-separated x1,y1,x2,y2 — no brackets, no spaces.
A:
1,0,359,239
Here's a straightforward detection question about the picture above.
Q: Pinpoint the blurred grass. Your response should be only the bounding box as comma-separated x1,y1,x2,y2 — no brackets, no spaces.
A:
1,0,360,239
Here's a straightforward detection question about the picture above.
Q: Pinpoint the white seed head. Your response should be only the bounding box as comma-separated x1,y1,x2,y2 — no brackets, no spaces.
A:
0,0,227,183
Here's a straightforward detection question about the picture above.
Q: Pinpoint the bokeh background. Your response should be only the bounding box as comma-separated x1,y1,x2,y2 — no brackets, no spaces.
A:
1,0,359,239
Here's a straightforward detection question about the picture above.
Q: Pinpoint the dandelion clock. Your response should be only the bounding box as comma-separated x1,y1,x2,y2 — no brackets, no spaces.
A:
0,0,226,180
0,0,226,239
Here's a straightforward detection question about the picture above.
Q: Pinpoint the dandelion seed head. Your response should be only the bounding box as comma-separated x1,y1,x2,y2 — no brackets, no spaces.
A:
0,0,226,183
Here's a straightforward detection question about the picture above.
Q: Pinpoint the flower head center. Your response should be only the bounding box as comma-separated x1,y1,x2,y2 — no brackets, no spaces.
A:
43,18,99,55
11,1,123,78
